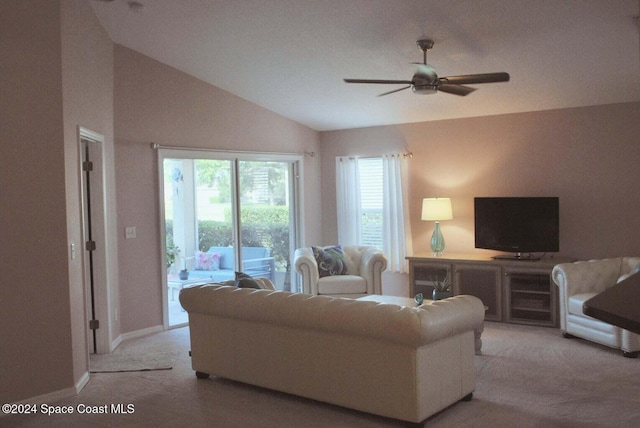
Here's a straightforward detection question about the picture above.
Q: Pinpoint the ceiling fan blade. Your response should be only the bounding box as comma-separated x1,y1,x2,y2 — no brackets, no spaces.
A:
440,72,510,85
378,86,411,97
344,78,413,85
438,84,477,96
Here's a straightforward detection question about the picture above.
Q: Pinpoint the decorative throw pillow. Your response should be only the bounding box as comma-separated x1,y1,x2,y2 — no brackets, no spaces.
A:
312,245,347,277
194,251,221,271
235,271,262,289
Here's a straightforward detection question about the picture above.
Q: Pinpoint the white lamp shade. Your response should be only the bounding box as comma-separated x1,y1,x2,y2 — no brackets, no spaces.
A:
421,198,453,221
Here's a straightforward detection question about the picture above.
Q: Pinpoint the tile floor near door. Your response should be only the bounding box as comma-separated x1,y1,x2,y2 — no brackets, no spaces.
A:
168,278,210,326
168,291,188,326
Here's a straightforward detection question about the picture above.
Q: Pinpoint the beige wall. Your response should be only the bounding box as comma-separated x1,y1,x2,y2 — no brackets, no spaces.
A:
113,45,322,332
0,1,73,403
320,102,640,268
61,0,116,381
1,0,115,404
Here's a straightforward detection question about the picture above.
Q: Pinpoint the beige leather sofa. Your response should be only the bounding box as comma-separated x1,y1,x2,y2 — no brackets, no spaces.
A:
294,245,387,297
552,257,640,357
179,282,485,425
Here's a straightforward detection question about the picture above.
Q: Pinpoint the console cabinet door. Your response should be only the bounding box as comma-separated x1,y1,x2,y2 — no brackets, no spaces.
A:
454,264,502,321
410,262,452,298
504,268,557,327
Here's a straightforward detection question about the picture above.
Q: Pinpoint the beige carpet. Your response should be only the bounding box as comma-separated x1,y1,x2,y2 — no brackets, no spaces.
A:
7,322,640,427
89,351,178,373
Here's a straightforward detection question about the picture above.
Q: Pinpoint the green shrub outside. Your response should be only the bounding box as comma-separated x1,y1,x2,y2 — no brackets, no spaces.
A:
166,205,291,270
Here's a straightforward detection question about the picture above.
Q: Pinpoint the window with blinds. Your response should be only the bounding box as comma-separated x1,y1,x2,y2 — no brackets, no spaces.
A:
358,158,383,249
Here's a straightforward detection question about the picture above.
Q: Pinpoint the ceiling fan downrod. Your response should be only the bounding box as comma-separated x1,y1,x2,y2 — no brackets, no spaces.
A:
416,38,434,65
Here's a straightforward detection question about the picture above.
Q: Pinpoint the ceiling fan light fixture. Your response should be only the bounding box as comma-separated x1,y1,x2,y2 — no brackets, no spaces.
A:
412,85,437,95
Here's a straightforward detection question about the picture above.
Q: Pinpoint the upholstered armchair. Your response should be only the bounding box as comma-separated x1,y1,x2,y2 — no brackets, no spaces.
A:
294,245,387,298
552,257,640,357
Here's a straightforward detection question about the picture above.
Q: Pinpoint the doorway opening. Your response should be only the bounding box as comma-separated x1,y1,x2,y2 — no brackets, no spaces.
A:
79,127,110,354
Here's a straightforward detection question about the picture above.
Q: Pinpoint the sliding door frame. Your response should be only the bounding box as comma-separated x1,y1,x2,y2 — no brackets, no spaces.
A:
157,148,304,329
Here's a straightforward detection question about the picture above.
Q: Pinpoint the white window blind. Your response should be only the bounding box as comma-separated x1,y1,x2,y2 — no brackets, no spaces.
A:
358,158,383,249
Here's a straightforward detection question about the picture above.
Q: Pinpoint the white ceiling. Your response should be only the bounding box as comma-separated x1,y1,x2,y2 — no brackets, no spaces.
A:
91,0,640,131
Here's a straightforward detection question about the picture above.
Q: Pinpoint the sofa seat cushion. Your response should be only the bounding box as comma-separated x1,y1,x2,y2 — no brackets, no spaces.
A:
317,275,366,295
568,293,597,316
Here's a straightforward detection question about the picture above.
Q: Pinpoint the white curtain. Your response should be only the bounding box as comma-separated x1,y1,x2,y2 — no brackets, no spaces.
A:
336,154,410,273
335,157,361,246
382,154,409,273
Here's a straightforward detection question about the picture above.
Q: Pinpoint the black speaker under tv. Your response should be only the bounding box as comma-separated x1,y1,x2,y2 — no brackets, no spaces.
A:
474,197,559,260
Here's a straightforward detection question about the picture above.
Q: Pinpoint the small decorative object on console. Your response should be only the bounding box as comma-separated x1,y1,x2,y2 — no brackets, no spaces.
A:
414,293,424,305
431,275,452,300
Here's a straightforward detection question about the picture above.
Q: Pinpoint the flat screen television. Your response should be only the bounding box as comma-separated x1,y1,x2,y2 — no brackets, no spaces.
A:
474,197,559,260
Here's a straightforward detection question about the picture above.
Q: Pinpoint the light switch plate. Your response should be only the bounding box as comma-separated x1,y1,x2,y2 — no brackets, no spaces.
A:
125,226,137,239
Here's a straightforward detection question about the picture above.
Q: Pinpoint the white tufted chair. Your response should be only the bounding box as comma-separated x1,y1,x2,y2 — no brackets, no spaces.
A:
294,245,387,298
552,257,640,357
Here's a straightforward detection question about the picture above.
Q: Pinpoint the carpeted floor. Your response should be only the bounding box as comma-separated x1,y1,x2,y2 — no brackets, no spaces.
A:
6,322,640,427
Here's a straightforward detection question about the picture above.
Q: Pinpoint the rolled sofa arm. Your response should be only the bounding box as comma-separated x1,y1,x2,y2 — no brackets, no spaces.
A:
359,247,388,295
294,247,319,295
417,295,486,343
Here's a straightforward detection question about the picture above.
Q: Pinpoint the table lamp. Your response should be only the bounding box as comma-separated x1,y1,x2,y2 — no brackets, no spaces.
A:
421,198,453,255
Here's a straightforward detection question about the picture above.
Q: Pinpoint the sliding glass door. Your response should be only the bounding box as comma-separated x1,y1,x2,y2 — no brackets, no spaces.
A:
160,150,301,327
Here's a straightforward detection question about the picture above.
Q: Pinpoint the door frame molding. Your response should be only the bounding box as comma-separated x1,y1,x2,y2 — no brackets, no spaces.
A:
78,126,112,353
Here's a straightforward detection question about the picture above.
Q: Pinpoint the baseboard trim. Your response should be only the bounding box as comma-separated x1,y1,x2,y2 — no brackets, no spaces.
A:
111,324,164,351
9,385,76,410
76,371,90,393
110,334,123,352
2,371,90,414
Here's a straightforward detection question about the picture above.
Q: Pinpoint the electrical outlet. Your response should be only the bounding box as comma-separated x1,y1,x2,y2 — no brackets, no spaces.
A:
125,226,137,239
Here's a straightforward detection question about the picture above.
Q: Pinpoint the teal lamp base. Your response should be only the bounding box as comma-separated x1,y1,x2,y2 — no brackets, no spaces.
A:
430,221,445,255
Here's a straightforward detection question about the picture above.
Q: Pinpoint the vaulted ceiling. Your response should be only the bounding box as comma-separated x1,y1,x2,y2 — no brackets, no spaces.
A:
91,0,640,131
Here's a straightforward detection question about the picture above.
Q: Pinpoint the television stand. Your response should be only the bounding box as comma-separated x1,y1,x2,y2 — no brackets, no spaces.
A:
493,253,542,261
407,253,573,327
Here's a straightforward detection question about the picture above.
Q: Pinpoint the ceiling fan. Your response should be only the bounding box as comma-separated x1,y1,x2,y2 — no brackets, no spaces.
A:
344,39,510,97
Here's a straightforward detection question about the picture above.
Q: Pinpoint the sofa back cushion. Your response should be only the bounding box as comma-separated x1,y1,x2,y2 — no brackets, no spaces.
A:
180,285,485,347
622,257,640,275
